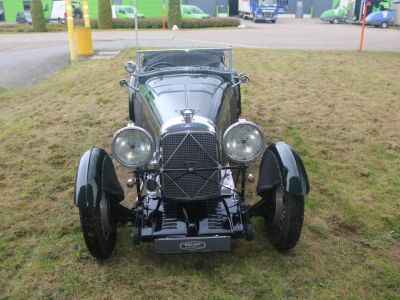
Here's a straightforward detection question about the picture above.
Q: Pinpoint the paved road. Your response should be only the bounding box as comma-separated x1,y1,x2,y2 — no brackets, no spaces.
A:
0,18,399,91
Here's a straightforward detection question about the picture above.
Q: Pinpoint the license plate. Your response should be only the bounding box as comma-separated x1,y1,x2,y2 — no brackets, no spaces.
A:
154,236,231,254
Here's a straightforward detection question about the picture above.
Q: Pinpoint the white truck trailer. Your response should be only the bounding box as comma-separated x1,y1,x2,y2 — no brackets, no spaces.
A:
238,0,278,23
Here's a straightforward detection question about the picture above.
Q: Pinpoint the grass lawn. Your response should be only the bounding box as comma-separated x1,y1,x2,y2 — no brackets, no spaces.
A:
0,49,399,299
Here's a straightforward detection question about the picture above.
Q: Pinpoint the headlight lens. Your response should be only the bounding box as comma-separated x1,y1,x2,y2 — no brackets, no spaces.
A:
124,61,136,73
112,125,155,168
223,121,265,162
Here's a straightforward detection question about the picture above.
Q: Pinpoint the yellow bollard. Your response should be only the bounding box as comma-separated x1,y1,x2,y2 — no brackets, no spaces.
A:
83,0,90,28
75,27,94,56
66,0,76,61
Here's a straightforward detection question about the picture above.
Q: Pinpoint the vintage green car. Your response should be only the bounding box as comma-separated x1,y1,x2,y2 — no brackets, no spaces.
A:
74,48,309,258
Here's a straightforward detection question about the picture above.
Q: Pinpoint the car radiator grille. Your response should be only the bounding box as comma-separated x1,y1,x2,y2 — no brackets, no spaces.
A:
161,132,220,200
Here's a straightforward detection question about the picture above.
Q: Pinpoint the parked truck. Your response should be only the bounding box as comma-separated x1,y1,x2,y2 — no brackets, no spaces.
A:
239,0,278,23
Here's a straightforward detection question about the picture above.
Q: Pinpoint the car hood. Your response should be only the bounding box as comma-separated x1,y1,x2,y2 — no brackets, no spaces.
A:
141,73,230,126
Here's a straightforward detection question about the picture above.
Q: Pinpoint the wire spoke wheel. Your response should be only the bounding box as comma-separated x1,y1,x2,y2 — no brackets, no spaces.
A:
79,192,117,259
265,185,304,252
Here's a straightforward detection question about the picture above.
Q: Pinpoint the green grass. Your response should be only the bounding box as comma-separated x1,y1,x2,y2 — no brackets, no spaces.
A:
0,49,399,299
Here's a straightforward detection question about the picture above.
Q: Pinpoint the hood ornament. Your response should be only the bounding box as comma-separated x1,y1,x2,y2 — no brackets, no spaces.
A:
181,109,195,123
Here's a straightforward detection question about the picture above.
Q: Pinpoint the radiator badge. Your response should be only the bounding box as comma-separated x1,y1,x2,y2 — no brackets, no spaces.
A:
179,241,206,251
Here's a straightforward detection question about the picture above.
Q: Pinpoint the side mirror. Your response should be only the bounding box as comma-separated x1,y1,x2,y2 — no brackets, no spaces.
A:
232,73,250,88
238,73,250,84
119,79,129,88
119,79,141,93
124,61,136,74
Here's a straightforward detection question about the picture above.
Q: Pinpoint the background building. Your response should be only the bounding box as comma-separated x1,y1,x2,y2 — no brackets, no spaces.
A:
0,0,336,22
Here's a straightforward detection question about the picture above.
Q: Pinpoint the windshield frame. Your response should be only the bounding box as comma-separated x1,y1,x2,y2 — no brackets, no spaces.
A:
136,48,233,79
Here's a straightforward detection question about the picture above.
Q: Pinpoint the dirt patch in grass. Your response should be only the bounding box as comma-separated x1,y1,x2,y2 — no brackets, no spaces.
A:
0,49,399,298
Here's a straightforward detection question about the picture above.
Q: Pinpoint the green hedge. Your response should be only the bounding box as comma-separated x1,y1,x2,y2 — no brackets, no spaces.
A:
0,17,240,33
181,18,240,28
109,17,240,29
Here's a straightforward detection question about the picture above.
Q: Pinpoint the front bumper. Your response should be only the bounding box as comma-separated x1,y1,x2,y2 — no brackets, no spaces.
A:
255,12,277,21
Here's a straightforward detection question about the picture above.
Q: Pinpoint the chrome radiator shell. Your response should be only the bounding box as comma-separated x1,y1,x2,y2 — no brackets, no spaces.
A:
161,131,220,200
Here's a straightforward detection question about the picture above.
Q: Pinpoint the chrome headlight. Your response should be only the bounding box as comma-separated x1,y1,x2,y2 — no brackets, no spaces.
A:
112,125,155,168
124,61,136,74
223,120,265,163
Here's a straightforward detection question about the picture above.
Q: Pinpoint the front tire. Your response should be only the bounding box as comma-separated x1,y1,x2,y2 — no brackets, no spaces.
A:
79,192,117,259
333,18,339,24
266,186,304,251
381,21,388,28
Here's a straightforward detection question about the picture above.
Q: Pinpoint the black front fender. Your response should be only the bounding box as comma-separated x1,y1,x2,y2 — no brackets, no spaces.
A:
74,147,125,208
256,142,310,197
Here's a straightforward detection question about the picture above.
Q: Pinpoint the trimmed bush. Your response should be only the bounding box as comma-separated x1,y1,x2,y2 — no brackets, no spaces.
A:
31,0,46,32
0,17,240,33
75,19,98,29
112,18,162,29
109,17,239,29
168,0,182,29
98,0,112,29
181,17,240,28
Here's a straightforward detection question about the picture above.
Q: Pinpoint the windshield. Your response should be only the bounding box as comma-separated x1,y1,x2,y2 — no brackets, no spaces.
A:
123,7,135,14
190,7,204,14
137,48,232,74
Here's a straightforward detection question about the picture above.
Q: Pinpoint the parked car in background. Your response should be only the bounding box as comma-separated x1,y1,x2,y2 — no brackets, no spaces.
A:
74,48,310,258
181,5,210,19
365,9,395,27
112,5,145,18
320,0,393,24
16,11,32,24
319,6,347,24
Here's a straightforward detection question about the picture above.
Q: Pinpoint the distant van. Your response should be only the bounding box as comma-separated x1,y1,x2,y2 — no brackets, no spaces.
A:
44,0,82,23
111,5,145,19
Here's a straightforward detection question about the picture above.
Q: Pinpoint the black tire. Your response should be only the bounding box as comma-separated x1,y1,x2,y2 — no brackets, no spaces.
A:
266,186,304,252
381,21,388,29
271,19,276,24
333,18,339,24
79,192,117,259
253,15,257,23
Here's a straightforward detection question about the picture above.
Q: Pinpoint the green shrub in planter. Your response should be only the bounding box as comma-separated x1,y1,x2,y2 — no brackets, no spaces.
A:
98,0,113,29
31,0,47,32
168,0,182,29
